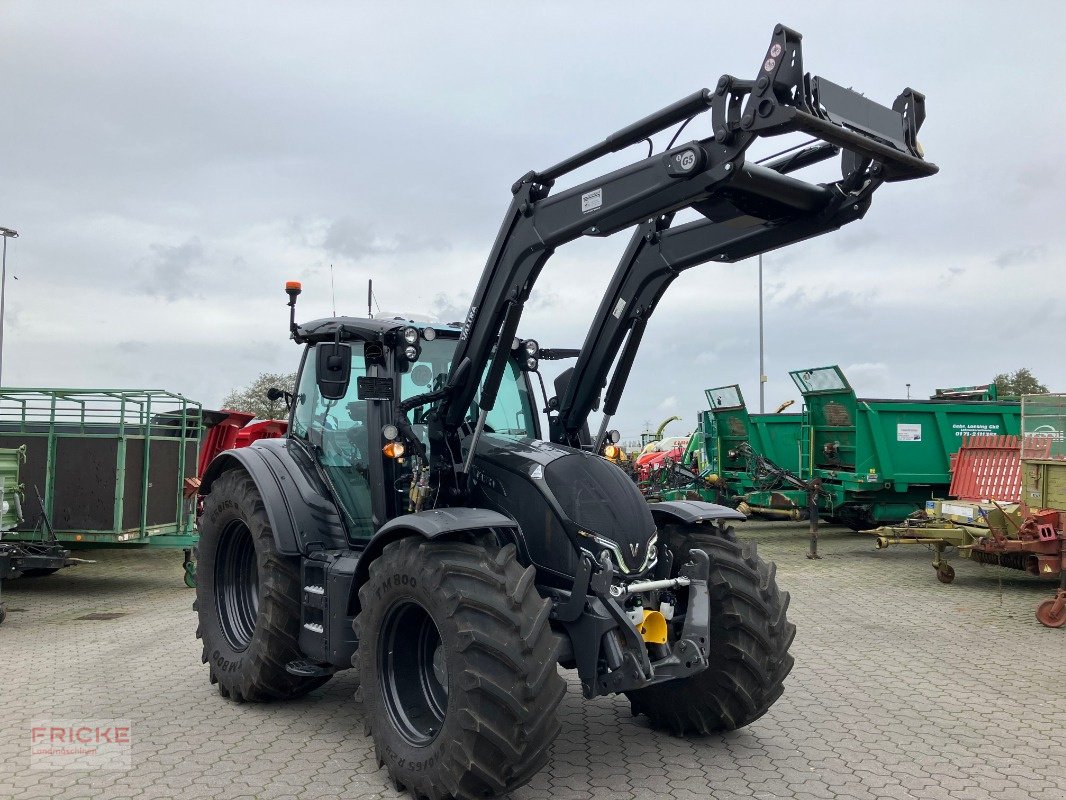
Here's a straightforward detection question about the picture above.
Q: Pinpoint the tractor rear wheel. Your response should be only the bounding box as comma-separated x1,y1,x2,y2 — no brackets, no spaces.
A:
355,537,565,800
626,523,795,734
195,468,330,702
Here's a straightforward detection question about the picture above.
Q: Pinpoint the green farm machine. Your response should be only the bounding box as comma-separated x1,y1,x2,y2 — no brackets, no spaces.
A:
0,444,75,624
674,366,1021,529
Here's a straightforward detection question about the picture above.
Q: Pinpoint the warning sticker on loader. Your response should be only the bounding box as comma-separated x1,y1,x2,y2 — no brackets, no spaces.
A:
581,188,602,214
897,423,922,442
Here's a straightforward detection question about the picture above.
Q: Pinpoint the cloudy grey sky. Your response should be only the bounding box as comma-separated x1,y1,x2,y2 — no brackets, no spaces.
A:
1,2,1062,438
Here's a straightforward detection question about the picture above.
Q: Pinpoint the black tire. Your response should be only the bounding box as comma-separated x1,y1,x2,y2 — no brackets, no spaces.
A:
194,468,330,702
356,537,565,800
17,568,60,578
626,523,795,734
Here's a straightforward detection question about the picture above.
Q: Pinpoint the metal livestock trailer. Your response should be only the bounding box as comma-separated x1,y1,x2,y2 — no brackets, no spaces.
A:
0,389,202,583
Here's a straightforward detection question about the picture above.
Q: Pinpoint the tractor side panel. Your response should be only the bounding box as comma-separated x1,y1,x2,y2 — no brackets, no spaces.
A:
468,468,581,587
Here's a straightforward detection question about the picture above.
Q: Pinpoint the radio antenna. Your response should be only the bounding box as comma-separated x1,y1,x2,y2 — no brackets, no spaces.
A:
330,264,337,317
367,278,373,318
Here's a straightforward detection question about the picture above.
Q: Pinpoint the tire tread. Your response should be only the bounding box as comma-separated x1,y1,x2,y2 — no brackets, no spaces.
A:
626,524,795,734
355,537,564,800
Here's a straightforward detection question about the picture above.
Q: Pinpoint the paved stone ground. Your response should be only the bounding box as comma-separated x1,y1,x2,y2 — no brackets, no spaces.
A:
1,522,1064,800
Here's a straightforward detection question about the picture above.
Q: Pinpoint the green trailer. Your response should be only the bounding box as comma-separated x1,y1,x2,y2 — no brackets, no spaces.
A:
748,366,1021,527
0,389,202,582
676,367,1022,528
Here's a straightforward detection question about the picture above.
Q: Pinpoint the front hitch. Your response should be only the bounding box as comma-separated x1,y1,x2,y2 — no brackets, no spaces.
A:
555,549,712,698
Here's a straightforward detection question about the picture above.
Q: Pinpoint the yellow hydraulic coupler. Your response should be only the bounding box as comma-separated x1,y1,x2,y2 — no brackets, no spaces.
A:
636,609,668,644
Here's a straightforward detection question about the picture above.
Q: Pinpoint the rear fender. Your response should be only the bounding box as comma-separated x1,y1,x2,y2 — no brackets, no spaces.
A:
348,508,520,615
649,499,747,528
199,438,347,556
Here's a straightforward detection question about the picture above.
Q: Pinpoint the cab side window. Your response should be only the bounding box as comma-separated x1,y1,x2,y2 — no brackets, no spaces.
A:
291,343,373,539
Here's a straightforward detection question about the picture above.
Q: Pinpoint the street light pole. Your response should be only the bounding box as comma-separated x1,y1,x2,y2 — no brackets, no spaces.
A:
0,227,19,387
758,253,765,413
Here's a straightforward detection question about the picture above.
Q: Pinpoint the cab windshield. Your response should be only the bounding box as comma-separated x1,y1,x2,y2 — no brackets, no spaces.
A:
401,333,537,437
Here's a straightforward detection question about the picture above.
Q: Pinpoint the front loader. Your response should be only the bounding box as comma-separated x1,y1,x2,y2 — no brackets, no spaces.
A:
195,25,936,800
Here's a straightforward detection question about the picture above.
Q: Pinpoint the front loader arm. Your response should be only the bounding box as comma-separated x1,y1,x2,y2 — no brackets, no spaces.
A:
441,124,738,435
435,23,936,484
551,149,880,449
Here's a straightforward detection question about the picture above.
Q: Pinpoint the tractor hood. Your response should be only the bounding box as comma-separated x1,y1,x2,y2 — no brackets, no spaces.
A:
470,435,658,576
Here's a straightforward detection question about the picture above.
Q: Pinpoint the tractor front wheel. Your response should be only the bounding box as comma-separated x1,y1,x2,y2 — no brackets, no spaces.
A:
356,537,565,800
195,468,330,702
626,523,795,734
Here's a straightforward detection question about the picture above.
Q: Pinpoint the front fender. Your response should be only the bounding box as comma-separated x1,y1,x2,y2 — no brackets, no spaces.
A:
348,507,520,616
199,438,347,556
648,499,747,527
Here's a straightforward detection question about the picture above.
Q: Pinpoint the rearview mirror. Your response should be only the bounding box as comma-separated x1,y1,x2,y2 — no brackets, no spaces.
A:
315,342,352,400
266,386,292,412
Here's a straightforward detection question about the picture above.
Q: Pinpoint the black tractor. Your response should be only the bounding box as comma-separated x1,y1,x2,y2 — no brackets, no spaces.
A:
195,25,936,799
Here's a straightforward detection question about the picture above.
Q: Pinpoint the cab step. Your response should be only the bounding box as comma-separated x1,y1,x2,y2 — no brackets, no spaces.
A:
285,658,336,678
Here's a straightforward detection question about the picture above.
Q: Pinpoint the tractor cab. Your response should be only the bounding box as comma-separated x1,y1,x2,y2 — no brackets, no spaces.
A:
284,306,541,540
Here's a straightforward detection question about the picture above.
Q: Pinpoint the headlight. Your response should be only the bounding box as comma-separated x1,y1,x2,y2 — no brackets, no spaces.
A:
525,356,538,371
422,327,436,341
382,424,399,441
402,326,419,345
578,530,658,575
523,339,539,356
403,344,419,360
